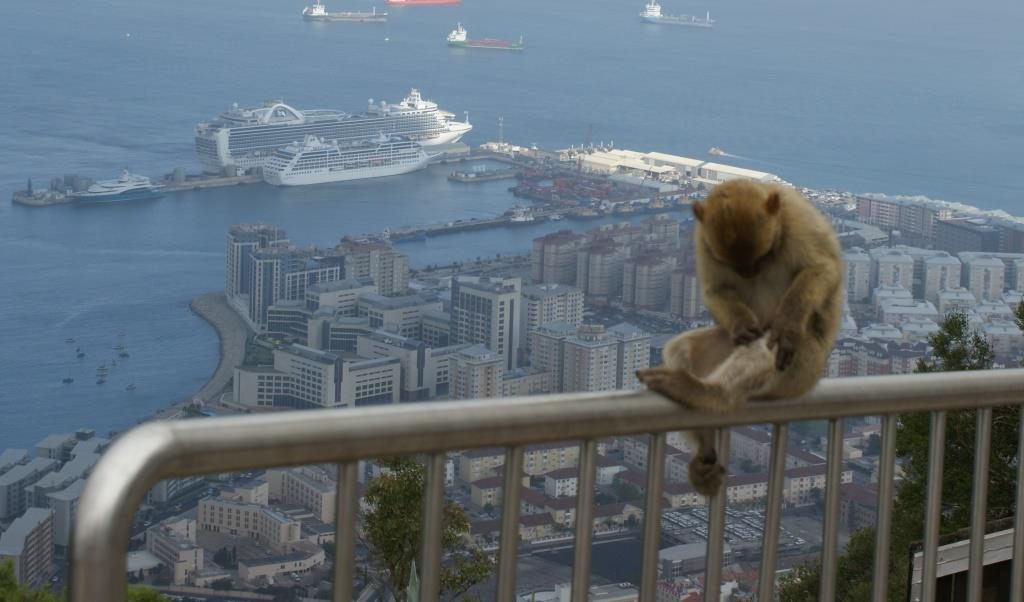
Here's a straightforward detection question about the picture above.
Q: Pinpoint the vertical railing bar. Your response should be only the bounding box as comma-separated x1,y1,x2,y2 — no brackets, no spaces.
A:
920,411,947,602
1011,407,1024,602
820,418,845,601
757,423,789,599
967,407,992,602
496,446,525,602
419,453,446,602
332,462,359,602
639,433,668,602
871,414,898,602
570,439,598,602
704,428,731,599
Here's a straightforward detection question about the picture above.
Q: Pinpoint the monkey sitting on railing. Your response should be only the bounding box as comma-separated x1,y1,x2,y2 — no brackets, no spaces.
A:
638,180,842,495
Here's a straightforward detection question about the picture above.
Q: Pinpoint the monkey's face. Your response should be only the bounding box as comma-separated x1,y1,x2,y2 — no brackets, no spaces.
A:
693,181,781,277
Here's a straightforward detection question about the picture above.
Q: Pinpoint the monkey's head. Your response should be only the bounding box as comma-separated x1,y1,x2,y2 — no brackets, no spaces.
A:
692,180,781,277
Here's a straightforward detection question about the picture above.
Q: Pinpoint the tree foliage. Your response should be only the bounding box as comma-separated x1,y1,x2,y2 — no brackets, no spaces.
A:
778,310,1020,601
1,559,166,601
362,457,493,600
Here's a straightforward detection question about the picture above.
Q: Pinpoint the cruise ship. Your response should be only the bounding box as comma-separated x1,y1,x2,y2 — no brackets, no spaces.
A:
262,135,430,186
72,171,164,204
195,89,471,173
640,0,714,28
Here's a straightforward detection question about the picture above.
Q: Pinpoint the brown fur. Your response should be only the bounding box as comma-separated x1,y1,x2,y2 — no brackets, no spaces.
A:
637,180,842,495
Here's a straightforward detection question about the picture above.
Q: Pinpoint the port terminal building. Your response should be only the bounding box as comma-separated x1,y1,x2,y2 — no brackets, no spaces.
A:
566,147,780,186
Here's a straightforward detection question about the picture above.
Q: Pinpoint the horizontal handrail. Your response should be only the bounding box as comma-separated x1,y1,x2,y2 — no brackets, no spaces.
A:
71,368,1024,601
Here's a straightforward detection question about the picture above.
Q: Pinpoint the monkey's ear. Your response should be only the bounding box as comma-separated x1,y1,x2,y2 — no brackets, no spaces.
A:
765,192,781,215
692,201,705,222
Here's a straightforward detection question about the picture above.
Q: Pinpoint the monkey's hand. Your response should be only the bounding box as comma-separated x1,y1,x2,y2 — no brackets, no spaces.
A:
727,310,763,345
768,319,802,371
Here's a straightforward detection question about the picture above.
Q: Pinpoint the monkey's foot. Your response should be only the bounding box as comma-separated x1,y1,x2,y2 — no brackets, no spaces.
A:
636,367,731,414
689,451,726,496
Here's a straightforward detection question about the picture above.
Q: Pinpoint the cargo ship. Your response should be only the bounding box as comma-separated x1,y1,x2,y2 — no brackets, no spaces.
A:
386,0,460,5
446,24,524,51
72,171,164,204
302,1,387,22
640,0,714,28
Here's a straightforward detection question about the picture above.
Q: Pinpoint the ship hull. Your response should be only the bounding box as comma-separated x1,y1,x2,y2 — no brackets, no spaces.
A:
386,0,459,5
448,40,524,50
640,15,713,27
264,155,430,186
304,12,387,21
73,189,164,205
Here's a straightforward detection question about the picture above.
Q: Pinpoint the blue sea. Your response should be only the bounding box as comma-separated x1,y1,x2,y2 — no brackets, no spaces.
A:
1,0,1022,447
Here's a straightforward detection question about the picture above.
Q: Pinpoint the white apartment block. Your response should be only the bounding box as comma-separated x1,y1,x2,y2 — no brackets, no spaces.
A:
843,248,872,303
963,255,1005,301
198,497,301,553
520,284,584,355
450,344,504,400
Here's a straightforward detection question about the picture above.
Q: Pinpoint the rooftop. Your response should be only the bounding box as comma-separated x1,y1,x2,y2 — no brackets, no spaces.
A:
0,508,53,556
660,541,732,562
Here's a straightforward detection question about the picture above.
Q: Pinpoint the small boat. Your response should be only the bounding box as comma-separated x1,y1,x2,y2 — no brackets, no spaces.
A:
62,377,74,384
76,351,86,359
126,384,137,391
119,351,130,358
708,147,724,156
96,378,106,385
65,338,76,344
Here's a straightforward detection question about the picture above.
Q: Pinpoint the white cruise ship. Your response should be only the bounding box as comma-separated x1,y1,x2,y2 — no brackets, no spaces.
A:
195,89,470,174
262,135,430,186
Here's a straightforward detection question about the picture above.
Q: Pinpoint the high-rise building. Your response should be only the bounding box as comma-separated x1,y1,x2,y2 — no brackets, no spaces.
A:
540,323,650,393
338,237,410,297
249,247,342,329
450,344,504,400
937,288,977,317
936,218,1001,254
962,254,1005,302
0,508,54,588
622,253,673,310
576,240,625,302
520,284,584,356
0,457,58,520
870,248,914,291
669,268,704,319
450,277,522,371
531,230,583,285
922,253,962,305
225,224,287,299
843,248,872,303
641,214,681,247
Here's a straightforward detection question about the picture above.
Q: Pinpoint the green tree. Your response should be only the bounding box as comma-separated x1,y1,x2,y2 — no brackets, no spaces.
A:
611,481,641,503
363,457,493,600
778,310,1019,601
1,560,166,601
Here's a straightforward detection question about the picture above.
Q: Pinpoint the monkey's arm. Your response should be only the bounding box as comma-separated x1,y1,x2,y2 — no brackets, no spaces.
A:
771,263,840,368
705,284,762,344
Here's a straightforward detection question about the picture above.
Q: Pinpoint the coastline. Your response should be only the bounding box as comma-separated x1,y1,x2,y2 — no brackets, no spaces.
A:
149,292,251,421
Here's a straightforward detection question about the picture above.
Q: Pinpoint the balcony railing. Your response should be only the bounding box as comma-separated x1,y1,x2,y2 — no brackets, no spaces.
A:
71,369,1024,602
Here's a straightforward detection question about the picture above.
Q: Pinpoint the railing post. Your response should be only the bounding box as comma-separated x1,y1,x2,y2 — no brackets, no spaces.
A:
639,433,667,602
968,408,993,602
920,411,947,602
419,453,447,602
332,462,359,602
705,428,731,599
871,414,898,602
758,423,789,599
820,418,844,601
1012,408,1024,602
496,446,524,602
571,439,598,602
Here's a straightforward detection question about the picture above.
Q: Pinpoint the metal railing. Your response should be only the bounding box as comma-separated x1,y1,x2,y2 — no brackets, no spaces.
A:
70,369,1024,602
